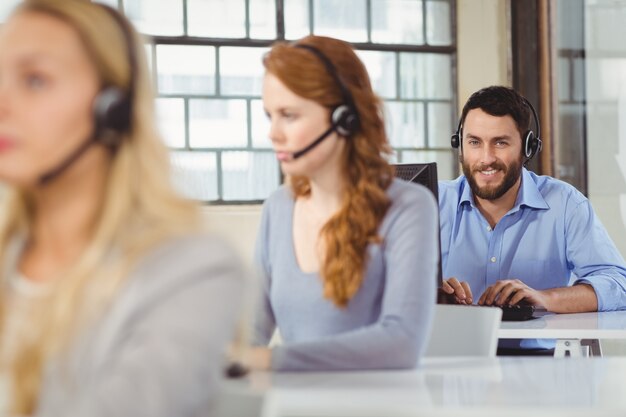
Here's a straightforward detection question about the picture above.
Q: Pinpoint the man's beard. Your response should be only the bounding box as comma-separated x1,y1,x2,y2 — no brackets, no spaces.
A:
462,156,523,200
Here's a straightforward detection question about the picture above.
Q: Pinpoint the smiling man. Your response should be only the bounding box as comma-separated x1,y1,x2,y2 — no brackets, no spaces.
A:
438,86,626,353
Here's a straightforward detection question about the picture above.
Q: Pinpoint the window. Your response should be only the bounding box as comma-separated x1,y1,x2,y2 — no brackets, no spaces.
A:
2,0,457,203
555,0,587,195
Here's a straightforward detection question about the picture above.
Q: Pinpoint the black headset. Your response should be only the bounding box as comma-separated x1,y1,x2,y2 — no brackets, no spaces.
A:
92,4,136,147
293,43,360,137
451,97,543,161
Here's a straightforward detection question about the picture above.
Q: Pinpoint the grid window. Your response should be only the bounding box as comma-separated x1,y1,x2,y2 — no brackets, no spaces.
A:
1,0,456,202
385,102,426,149
156,45,216,95
313,0,368,43
219,47,269,96
250,0,278,39
355,50,397,99
400,52,453,99
371,0,424,44
156,98,187,148
124,0,184,36
189,99,248,148
187,0,246,38
0,0,21,21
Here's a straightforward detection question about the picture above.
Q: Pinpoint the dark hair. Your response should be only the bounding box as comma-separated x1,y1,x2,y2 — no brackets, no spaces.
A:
459,86,531,140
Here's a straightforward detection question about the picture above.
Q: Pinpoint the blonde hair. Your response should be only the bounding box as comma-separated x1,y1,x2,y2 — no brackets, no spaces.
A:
0,0,201,413
264,36,394,307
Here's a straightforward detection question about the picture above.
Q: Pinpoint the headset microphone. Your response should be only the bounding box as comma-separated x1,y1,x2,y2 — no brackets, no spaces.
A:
38,88,129,185
289,103,356,160
291,125,336,160
39,136,98,185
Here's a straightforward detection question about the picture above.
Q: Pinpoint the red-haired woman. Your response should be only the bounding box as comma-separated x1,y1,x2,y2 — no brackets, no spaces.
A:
250,35,438,371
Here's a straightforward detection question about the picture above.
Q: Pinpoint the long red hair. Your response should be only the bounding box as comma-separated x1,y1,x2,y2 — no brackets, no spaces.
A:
263,35,394,307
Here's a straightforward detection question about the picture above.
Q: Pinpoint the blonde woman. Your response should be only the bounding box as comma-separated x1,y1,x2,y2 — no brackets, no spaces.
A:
0,1,242,416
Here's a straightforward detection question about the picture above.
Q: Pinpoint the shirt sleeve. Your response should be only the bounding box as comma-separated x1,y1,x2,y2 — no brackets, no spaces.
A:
252,201,277,345
565,199,626,311
271,186,438,371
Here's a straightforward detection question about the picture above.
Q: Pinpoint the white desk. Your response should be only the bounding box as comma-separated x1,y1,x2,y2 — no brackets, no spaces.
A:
498,310,626,357
236,357,626,417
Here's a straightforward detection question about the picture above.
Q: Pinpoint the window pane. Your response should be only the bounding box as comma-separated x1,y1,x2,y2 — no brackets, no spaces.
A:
356,50,397,99
427,102,453,148
170,151,218,201
313,0,368,42
94,0,120,8
371,0,424,44
558,57,571,102
157,98,186,148
426,0,452,46
187,0,245,38
385,102,425,148
285,0,310,39
124,0,183,36
557,0,584,49
0,0,20,22
144,43,154,76
400,150,456,180
222,152,279,200
189,99,248,148
572,57,585,102
399,53,452,99
156,45,216,95
250,0,277,39
220,47,268,96
556,104,585,186
251,100,272,148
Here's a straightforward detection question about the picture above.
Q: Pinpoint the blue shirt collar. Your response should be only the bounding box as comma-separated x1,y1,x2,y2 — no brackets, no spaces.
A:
458,168,549,212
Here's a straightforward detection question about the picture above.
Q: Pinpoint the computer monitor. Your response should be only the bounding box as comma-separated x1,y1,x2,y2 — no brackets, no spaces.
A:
393,162,438,201
392,163,444,296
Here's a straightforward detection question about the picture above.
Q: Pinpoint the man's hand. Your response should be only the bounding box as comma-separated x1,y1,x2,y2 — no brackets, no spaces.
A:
478,279,549,308
441,277,474,304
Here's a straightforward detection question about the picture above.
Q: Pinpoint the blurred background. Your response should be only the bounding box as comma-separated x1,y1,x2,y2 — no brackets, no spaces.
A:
2,0,626,259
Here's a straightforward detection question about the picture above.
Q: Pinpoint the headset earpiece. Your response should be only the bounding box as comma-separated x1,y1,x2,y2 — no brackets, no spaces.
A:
92,86,131,147
451,119,462,149
523,129,542,161
451,132,460,149
523,130,534,159
521,98,542,162
92,4,136,148
294,43,360,138
332,104,358,137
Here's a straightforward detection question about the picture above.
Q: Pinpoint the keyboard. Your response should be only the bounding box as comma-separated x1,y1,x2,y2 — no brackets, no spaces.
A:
499,304,536,321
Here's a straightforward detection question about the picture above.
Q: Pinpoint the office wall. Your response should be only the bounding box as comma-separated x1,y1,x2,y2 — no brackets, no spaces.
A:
456,0,510,106
202,205,262,267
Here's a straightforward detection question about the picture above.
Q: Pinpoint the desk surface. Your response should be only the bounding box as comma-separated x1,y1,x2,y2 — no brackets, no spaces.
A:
498,310,626,339
239,357,626,417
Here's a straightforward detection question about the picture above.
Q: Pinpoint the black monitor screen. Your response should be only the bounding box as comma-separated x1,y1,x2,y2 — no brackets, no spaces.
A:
393,162,438,201
392,163,443,294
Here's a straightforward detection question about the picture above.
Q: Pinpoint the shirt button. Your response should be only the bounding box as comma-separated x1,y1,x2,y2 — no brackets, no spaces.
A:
490,257,496,263
487,226,492,231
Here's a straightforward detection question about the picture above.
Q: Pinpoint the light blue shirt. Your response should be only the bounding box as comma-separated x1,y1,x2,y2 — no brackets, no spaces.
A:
254,179,438,371
439,168,626,349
